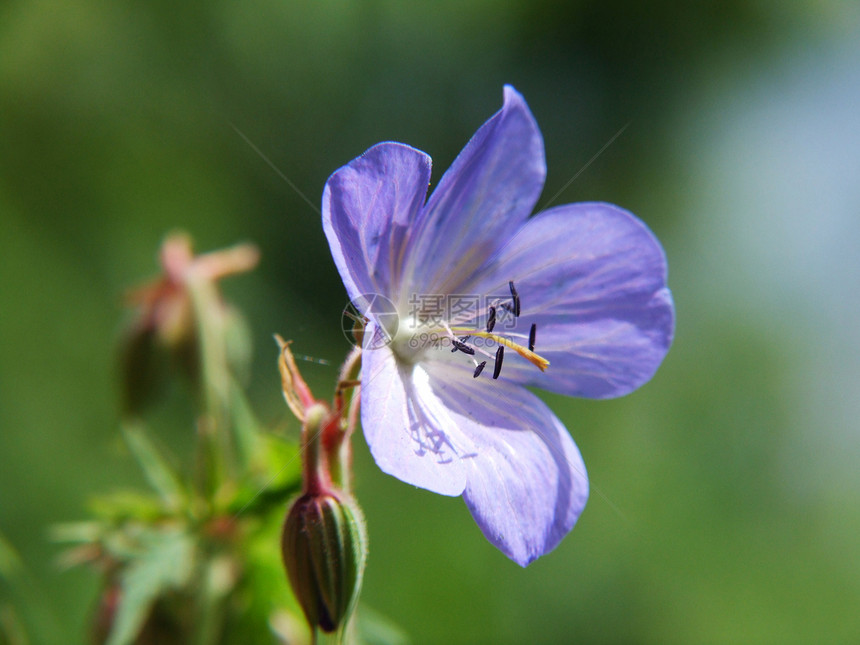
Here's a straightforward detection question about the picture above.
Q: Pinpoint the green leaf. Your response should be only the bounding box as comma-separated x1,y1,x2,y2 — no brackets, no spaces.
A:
107,527,195,645
226,432,301,516
49,521,104,546
87,490,166,522
227,379,265,468
121,421,187,511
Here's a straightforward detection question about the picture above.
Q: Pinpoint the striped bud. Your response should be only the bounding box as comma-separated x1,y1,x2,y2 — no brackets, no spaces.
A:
281,491,367,634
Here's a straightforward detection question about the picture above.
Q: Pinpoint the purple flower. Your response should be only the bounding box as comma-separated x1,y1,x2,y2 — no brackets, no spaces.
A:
322,86,674,566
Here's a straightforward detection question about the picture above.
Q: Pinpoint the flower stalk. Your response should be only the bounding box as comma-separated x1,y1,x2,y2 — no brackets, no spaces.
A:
277,338,368,641
64,233,331,645
121,232,259,499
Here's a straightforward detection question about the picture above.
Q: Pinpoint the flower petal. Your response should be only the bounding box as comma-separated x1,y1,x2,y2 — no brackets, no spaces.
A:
399,86,546,301
322,142,431,302
420,361,589,566
359,325,470,496
474,202,674,399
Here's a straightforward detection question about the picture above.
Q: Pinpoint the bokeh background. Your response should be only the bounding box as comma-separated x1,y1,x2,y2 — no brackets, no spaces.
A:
2,1,859,643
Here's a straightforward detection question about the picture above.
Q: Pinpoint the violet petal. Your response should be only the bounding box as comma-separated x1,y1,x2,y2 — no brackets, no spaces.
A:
471,202,674,399
360,325,470,496
323,142,431,302
399,86,546,299
421,360,589,566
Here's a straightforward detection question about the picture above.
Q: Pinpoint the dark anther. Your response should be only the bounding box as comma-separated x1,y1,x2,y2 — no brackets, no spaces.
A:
528,323,537,352
452,339,476,356
451,336,470,352
492,345,505,379
473,361,487,378
486,306,496,332
509,281,521,317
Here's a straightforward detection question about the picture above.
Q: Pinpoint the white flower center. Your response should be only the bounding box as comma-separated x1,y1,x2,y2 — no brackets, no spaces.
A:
380,282,550,379
389,316,438,365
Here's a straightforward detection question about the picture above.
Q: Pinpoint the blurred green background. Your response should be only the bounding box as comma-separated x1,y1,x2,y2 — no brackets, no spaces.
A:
2,0,859,642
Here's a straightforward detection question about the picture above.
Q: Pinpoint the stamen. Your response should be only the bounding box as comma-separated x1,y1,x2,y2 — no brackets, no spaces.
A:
473,361,487,378
451,339,476,355
492,346,504,379
460,331,549,371
486,306,496,333
509,280,521,317
528,323,537,352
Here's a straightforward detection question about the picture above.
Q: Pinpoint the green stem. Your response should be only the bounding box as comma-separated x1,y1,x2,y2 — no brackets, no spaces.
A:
186,275,234,499
327,347,362,492
301,404,331,496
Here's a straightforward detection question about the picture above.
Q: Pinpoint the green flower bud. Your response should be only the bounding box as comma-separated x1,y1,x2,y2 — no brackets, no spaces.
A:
281,491,367,634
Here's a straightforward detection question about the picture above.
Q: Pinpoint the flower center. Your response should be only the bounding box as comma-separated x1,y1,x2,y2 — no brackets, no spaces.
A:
389,317,436,365
387,281,549,379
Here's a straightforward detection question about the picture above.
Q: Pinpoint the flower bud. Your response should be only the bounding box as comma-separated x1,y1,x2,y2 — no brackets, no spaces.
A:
119,233,259,416
281,490,367,634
